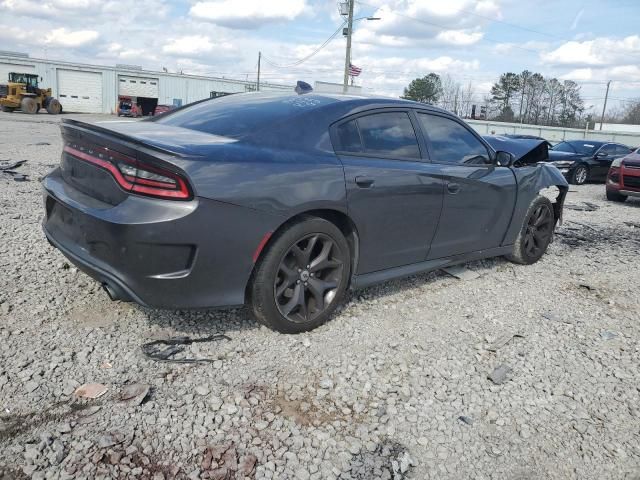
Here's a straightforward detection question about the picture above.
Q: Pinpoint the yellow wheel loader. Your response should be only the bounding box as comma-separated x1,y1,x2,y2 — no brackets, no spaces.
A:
0,72,62,114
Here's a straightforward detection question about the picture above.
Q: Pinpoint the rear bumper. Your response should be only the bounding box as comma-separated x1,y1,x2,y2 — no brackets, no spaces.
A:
43,168,283,309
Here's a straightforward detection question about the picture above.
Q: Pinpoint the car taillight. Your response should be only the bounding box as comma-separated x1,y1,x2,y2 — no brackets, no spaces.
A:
63,143,191,200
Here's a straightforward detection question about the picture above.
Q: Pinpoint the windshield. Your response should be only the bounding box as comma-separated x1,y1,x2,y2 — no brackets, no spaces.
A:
552,141,598,155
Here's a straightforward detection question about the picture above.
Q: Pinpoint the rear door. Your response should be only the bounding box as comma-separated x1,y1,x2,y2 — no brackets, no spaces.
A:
332,110,444,274
415,112,517,259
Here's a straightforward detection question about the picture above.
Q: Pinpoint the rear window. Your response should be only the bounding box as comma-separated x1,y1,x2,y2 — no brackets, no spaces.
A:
154,93,334,138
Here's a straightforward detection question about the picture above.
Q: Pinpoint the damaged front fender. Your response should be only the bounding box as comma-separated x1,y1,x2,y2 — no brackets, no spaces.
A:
486,137,569,246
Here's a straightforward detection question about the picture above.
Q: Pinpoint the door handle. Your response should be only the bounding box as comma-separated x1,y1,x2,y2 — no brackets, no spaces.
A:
355,176,375,188
446,182,460,194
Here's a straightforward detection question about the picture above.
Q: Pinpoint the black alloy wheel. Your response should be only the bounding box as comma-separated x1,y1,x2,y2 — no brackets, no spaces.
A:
274,233,345,324
506,196,555,265
523,203,554,258
250,217,351,333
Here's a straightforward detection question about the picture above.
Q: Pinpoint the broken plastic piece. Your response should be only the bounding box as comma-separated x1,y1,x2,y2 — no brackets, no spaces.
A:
73,383,108,399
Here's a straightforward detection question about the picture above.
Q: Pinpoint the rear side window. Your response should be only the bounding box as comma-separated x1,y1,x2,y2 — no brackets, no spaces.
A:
356,112,420,158
337,120,362,152
615,145,631,155
418,113,490,165
599,144,617,155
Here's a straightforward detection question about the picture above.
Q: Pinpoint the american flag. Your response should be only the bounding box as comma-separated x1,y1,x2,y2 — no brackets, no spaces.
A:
348,63,362,77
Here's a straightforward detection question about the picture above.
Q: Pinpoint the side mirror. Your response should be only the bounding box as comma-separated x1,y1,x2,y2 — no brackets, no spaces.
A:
495,151,514,167
596,151,608,158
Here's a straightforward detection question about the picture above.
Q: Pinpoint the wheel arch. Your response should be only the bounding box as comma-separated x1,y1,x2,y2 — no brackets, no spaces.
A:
245,208,360,302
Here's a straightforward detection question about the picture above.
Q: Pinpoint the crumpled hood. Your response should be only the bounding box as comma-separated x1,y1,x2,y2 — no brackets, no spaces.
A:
483,136,549,165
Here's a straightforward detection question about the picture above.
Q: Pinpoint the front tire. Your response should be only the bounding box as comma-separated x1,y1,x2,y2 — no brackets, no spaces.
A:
507,196,555,265
606,190,627,202
570,165,588,185
46,98,62,114
249,217,351,333
20,97,38,114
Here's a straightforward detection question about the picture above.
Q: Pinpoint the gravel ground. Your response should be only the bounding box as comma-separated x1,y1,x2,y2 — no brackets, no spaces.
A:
1,111,639,480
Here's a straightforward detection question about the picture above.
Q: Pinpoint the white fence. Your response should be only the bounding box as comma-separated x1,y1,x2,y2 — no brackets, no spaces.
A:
467,119,640,146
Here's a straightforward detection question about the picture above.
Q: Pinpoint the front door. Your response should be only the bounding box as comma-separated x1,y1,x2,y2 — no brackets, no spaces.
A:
333,111,444,274
415,112,518,259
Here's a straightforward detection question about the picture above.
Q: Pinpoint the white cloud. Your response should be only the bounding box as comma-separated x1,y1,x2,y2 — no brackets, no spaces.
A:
570,8,584,30
44,28,99,47
435,30,483,46
190,0,306,28
162,35,233,56
541,35,640,68
352,0,502,48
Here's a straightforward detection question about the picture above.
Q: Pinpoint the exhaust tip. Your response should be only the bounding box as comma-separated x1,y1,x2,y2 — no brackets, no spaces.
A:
102,283,121,301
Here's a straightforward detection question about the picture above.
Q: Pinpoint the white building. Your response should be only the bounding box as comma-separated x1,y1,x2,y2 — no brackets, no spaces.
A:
0,52,291,114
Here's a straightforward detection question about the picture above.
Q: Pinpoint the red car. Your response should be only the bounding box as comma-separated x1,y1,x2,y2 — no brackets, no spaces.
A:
606,147,640,202
153,104,175,116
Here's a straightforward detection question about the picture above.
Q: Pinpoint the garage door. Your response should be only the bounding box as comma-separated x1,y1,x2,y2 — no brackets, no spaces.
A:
0,63,35,83
118,75,159,98
57,69,103,113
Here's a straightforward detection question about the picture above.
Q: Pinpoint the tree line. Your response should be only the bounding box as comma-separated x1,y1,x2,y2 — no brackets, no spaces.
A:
401,71,598,128
401,73,477,119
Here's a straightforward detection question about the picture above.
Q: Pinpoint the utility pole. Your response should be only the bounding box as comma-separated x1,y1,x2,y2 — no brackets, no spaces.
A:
342,0,354,93
257,51,261,91
599,80,611,130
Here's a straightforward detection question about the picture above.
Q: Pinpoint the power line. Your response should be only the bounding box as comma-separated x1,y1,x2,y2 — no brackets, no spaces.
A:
260,21,346,69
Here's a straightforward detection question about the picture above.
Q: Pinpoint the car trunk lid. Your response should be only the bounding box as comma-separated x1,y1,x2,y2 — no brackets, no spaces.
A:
58,119,235,205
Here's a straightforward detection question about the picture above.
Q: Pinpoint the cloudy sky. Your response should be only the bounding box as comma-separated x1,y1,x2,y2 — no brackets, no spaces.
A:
1,0,639,115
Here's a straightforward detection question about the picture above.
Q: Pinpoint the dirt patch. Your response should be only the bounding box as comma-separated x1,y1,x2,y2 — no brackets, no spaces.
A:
555,221,640,249
0,401,92,442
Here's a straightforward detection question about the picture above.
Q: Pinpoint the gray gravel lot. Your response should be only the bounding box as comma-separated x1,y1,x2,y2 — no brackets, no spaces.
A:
1,111,639,480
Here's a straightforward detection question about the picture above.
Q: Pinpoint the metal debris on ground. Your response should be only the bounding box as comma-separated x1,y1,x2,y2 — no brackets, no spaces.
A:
441,265,481,281
488,364,512,385
141,334,231,364
486,332,524,352
0,160,29,181
564,201,600,212
458,415,474,425
73,383,108,399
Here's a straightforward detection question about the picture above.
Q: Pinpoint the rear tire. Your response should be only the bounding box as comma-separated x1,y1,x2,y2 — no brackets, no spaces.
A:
606,190,627,202
507,196,555,265
20,97,38,114
249,217,351,333
46,98,62,114
570,165,588,185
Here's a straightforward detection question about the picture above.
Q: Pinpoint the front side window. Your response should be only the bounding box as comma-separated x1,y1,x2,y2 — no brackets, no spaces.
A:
355,112,420,159
418,113,490,165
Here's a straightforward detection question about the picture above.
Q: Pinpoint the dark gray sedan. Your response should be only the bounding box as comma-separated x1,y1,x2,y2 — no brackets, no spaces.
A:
43,92,568,333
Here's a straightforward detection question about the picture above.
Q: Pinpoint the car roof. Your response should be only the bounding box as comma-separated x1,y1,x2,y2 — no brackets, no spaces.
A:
154,91,452,140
